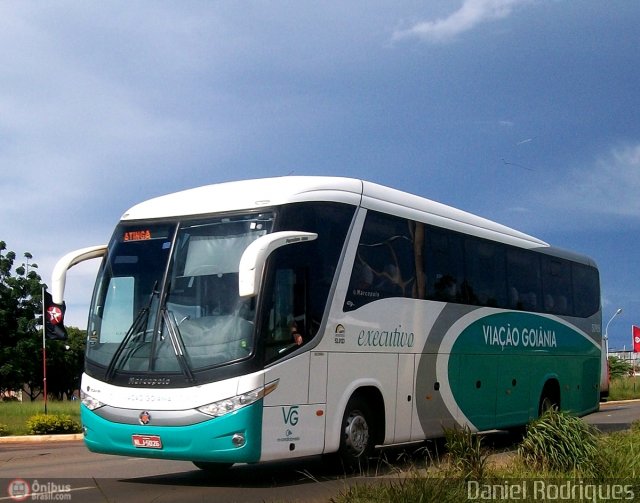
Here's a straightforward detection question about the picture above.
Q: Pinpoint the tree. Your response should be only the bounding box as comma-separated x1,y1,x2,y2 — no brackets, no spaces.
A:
0,242,87,401
608,355,633,380
0,242,44,399
46,326,86,400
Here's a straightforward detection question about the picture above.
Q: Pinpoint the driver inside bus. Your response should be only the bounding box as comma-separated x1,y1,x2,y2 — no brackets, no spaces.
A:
290,321,303,346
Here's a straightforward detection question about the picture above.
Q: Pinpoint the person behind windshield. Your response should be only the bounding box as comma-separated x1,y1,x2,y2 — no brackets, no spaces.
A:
290,321,303,346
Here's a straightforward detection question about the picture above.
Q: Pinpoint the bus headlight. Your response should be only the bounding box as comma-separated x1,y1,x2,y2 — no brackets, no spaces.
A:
81,390,105,411
197,380,278,418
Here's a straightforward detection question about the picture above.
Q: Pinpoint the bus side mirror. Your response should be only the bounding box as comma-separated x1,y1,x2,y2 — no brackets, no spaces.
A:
51,245,108,304
238,231,317,298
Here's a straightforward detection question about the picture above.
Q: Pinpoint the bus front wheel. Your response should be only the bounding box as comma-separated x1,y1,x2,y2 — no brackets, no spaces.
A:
337,396,375,470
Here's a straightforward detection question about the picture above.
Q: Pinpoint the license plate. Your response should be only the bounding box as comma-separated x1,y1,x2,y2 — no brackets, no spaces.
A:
132,434,163,449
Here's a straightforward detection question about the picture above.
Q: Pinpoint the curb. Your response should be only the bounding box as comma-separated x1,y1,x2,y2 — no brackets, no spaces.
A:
0,433,83,444
601,398,640,405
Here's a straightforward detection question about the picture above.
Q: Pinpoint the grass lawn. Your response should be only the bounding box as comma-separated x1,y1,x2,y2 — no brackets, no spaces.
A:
0,400,81,436
608,376,640,401
334,415,640,503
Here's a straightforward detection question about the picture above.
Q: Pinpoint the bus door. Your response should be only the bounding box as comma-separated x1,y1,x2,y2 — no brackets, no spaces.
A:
260,264,327,461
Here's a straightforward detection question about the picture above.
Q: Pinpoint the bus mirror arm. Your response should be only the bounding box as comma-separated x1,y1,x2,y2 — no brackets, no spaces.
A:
238,231,318,298
51,245,108,305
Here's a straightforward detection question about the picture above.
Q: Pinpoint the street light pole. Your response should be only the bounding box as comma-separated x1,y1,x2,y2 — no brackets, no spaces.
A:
605,308,623,346
600,308,623,400
41,286,48,415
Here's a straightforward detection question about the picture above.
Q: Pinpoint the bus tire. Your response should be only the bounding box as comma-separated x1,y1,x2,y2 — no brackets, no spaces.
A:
192,461,233,473
538,381,560,416
337,395,375,471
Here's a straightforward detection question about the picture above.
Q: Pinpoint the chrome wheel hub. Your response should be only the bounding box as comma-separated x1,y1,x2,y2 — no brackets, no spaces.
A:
344,412,369,456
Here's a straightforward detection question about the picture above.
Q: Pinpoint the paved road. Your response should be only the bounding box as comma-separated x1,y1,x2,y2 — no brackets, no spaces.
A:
0,441,395,503
1,400,638,502
584,399,640,432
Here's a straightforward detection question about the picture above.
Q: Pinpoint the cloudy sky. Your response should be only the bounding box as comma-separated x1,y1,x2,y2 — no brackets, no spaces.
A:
1,1,638,349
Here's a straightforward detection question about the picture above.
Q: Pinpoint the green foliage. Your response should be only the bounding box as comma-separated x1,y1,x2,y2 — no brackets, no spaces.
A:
596,428,640,480
0,242,86,401
443,425,489,480
0,242,44,397
0,423,9,436
0,401,81,435
608,375,640,400
26,413,82,435
518,409,601,475
46,326,86,400
331,419,640,503
332,423,640,502
332,473,467,503
608,355,633,380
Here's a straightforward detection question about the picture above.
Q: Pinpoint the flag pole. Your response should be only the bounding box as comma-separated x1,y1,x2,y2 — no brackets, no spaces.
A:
42,286,48,415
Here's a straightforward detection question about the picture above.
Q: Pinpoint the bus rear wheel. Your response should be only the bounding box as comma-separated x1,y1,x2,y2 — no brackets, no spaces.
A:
337,396,375,471
538,381,560,416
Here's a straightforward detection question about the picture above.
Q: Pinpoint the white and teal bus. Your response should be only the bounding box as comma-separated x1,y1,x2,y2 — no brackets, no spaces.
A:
52,177,602,470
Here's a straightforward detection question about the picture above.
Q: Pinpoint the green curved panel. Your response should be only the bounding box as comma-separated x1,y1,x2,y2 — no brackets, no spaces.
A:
447,312,599,430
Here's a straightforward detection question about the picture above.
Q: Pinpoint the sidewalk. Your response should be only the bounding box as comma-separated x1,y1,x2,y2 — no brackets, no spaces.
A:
0,433,83,444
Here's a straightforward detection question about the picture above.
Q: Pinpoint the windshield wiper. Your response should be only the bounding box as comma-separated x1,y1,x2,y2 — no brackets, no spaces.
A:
162,309,196,383
105,282,158,383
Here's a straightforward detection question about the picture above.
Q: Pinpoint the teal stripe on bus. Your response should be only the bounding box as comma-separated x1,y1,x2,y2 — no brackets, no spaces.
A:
81,400,263,464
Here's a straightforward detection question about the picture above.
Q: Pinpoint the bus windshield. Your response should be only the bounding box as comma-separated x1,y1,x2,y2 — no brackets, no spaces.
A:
86,213,273,378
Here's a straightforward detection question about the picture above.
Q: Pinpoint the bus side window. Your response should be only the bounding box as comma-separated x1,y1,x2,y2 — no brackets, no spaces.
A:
425,230,463,303
344,211,417,311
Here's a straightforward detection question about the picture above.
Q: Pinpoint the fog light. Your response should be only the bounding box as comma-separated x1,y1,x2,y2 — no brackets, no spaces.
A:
232,433,246,448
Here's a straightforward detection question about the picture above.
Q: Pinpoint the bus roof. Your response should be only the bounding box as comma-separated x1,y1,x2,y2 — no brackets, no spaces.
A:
121,176,548,249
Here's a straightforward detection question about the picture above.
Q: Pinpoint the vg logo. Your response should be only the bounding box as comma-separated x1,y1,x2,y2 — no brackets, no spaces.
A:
282,405,299,426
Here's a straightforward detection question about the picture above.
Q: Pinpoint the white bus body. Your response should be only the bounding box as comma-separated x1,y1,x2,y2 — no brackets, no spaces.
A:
52,177,602,469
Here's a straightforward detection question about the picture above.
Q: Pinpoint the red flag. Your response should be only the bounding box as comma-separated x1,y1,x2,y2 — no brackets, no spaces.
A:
633,325,640,353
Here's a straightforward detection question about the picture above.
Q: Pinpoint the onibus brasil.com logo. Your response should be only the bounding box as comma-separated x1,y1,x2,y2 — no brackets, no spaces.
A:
7,479,72,501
